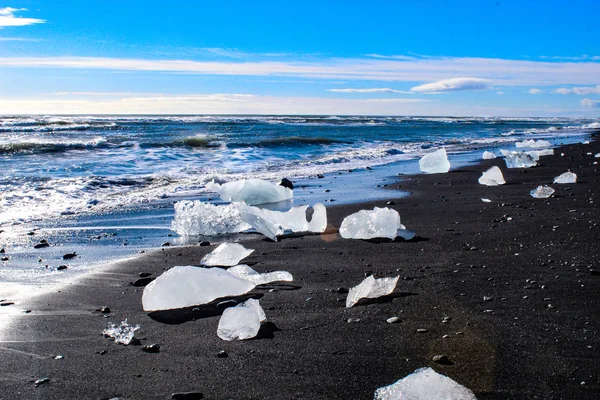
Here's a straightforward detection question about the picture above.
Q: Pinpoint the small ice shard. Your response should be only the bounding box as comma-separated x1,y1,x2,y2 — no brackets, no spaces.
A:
515,139,551,149
206,179,293,205
482,151,496,160
481,198,492,203
553,172,577,184
595,153,600,158
396,229,416,241
419,148,450,174
530,185,555,199
228,264,293,285
500,150,537,168
200,243,254,267
478,166,505,186
142,266,255,311
374,367,477,400
346,275,399,307
102,319,140,345
171,201,251,236
217,298,266,341
340,207,404,240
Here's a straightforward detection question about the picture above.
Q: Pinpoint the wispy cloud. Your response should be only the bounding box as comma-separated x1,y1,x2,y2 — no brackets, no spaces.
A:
328,88,408,93
555,86,600,95
411,77,489,93
528,88,543,94
0,7,45,27
200,47,248,58
0,37,41,41
365,54,416,60
581,98,600,108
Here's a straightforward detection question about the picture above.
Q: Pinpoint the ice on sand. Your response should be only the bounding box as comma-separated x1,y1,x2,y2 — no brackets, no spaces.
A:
172,201,251,236
553,172,577,184
142,266,255,311
530,185,555,199
500,150,537,168
481,198,492,203
515,139,551,149
346,275,399,307
228,264,293,285
419,148,451,174
526,148,554,160
217,298,266,341
200,243,254,267
340,207,407,240
103,319,140,345
482,151,496,160
374,367,477,400
478,166,505,186
206,179,293,205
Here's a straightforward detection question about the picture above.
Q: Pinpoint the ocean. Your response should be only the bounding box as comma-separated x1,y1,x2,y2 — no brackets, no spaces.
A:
0,115,597,301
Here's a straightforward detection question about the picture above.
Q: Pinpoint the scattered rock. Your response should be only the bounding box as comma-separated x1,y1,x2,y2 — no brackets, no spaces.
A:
386,201,395,206
0,302,14,306
336,287,349,294
100,306,111,314
199,241,211,246
279,178,294,190
162,242,171,247
142,343,160,353
171,391,204,400
138,272,152,278
56,265,68,271
34,241,50,249
34,377,50,386
432,354,454,365
131,277,154,287
0,248,4,253
62,252,77,260
216,350,228,358
1,256,8,262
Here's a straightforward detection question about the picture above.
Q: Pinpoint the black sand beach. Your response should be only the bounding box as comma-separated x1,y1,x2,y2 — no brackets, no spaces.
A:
1,139,599,399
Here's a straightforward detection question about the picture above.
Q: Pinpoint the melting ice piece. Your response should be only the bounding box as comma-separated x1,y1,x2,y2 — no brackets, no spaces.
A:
478,166,505,186
308,203,328,233
482,151,496,160
595,153,600,158
396,229,416,241
346,275,399,307
206,179,293,205
419,148,451,174
142,266,255,311
200,243,254,267
171,201,251,236
515,139,551,149
481,198,492,203
530,185,555,199
374,367,477,400
217,298,266,341
553,172,577,184
102,319,140,345
500,150,537,168
340,207,404,240
228,264,293,285
526,149,554,160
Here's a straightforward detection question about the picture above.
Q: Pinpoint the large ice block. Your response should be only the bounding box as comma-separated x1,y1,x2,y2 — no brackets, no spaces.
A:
200,243,254,267
142,266,255,311
553,172,577,184
339,207,403,240
530,185,555,199
206,179,293,205
500,150,537,168
515,139,551,149
374,367,477,400
482,151,496,160
346,275,399,307
227,264,293,285
478,166,505,186
217,298,266,341
419,148,451,174
171,201,251,236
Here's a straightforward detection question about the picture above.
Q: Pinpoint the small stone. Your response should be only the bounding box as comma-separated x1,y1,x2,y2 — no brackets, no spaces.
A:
416,328,428,333
336,287,349,294
0,302,15,306
142,343,160,353
0,248,4,253
138,272,152,278
216,350,228,358
171,392,204,400
100,306,111,314
483,296,493,302
1,256,8,261
432,354,453,365
34,377,50,386
162,242,171,247
199,241,211,246
62,252,77,260
386,317,400,324
131,277,154,287
56,265,68,271
386,201,396,206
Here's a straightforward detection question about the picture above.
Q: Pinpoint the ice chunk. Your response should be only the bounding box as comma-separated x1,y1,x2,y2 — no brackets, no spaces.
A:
142,266,255,311
217,299,266,341
478,166,505,186
482,151,496,160
374,367,477,400
206,179,293,205
308,203,328,233
200,243,254,267
228,264,293,285
481,198,492,203
595,153,600,158
553,172,577,184
172,201,251,236
500,150,537,168
340,207,404,240
396,229,416,241
526,148,554,160
346,275,399,307
102,319,140,345
515,139,551,149
530,185,555,199
419,148,450,174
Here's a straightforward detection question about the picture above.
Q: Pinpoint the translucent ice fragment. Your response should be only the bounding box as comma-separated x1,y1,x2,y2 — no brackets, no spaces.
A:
206,179,293,205
340,207,403,240
595,153,600,158
482,151,496,160
530,185,555,199
227,264,293,285
346,275,399,307
500,150,537,168
200,243,254,267
217,298,266,341
481,198,492,203
308,203,328,233
526,148,554,160
171,201,251,236
553,172,577,184
419,148,451,174
396,229,416,241
142,266,255,311
102,319,140,345
515,139,551,149
374,367,477,400
478,166,506,186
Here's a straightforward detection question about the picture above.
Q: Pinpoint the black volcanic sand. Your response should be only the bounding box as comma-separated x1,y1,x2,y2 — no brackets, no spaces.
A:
2,140,600,400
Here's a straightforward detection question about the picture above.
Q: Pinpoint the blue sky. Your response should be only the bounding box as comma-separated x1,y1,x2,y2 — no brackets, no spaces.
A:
1,0,599,115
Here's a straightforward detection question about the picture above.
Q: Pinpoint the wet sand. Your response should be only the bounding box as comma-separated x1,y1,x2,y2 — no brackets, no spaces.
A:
1,138,599,399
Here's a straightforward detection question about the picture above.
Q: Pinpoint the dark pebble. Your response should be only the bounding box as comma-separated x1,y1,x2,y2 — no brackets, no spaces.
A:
62,252,77,260
138,272,152,278
56,265,68,271
142,343,160,353
317,174,325,179
131,277,154,287
216,350,228,358
432,354,454,365
386,201,395,205
162,242,171,247
100,306,111,314
1,256,8,261
0,248,4,253
199,241,211,246
171,391,204,400
0,302,15,306
279,178,294,190
336,287,349,294
34,242,50,249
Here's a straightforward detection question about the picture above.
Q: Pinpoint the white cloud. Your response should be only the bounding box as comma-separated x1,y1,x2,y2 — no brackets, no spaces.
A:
328,88,407,93
529,88,543,94
555,86,600,95
581,98,600,108
0,7,45,27
496,91,504,95
410,77,489,93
